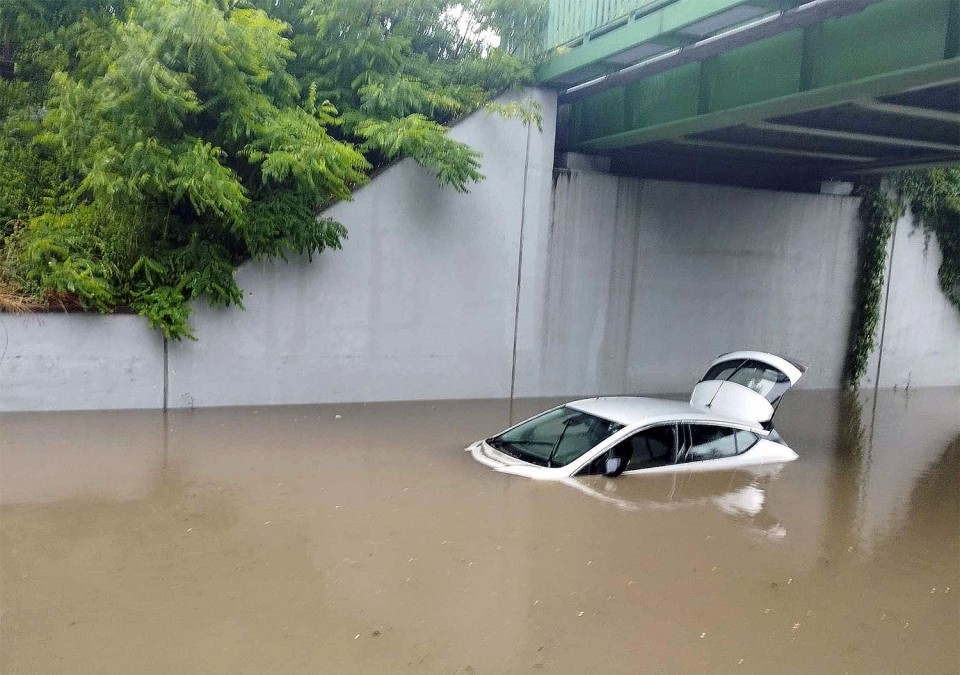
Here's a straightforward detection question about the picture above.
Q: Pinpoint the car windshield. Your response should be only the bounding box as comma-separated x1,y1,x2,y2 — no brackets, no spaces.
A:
489,407,624,468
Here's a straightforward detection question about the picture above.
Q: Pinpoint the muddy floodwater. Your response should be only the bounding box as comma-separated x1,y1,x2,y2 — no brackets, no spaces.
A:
1,389,957,674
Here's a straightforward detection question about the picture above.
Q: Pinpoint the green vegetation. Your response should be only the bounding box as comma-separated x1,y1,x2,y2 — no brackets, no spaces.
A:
899,168,960,312
847,182,898,388
847,167,960,387
0,0,545,338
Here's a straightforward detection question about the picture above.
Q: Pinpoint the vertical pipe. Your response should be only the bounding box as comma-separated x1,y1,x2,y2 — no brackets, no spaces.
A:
873,205,898,393
162,335,169,412
509,118,535,426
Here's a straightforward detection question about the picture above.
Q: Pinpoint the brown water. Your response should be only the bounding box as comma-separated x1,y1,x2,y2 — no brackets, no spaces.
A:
1,389,958,674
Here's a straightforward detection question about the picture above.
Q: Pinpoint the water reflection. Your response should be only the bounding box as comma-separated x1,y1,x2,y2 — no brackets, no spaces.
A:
817,386,960,552
563,467,789,539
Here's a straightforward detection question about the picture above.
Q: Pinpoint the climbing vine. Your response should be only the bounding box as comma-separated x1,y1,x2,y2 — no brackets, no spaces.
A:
847,182,900,388
847,167,960,388
897,168,960,311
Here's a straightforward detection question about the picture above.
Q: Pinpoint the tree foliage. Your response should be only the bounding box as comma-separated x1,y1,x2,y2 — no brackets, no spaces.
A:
0,0,544,338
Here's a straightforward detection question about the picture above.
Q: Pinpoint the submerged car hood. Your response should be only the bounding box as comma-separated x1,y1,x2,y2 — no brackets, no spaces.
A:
469,441,553,479
493,464,543,478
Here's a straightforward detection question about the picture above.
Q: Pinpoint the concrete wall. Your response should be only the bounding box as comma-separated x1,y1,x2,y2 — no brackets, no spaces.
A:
2,93,958,411
862,208,960,389
0,314,163,411
162,88,557,408
514,171,864,396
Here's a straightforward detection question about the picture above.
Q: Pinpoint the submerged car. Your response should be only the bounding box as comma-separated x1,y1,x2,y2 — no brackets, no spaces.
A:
468,351,806,479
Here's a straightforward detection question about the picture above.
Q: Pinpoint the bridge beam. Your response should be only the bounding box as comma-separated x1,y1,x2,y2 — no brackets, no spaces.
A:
539,0,759,85
747,121,960,153
567,59,960,151
670,137,877,162
852,101,960,124
559,0,959,173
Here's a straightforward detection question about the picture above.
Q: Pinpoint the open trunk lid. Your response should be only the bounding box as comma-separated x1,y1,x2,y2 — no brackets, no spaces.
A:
690,351,806,425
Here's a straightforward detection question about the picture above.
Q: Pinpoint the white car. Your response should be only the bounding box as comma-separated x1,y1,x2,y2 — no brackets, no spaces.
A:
468,351,805,480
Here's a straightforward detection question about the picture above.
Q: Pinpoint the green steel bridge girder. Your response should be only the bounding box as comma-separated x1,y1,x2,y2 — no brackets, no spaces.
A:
555,0,959,172
538,0,808,85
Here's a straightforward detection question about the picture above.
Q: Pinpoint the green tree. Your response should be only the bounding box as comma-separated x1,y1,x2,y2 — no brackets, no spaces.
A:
0,0,543,338
264,0,544,190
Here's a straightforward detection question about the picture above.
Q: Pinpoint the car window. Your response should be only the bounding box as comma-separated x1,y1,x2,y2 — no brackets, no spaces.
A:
493,407,624,468
551,415,621,466
685,425,759,462
702,360,745,382
625,425,677,471
702,358,792,404
733,429,759,454
726,360,791,400
685,425,738,461
577,424,677,475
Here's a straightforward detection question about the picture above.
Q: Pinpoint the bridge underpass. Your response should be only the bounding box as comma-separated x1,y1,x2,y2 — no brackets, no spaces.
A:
4,2,960,412
539,0,960,191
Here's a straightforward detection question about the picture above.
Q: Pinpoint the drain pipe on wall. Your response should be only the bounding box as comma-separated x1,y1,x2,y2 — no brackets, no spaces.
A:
162,336,169,411
508,119,535,426
873,199,899,392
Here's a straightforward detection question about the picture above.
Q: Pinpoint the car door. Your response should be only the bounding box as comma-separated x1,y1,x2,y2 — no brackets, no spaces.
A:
689,351,806,426
576,423,679,476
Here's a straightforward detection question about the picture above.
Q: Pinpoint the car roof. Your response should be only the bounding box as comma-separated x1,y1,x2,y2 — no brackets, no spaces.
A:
566,396,762,430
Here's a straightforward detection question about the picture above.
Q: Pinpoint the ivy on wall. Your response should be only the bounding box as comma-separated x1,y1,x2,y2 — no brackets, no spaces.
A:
847,167,960,388
898,168,960,311
847,182,899,388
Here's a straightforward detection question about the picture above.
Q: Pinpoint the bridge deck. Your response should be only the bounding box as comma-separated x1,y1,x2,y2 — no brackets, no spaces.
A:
541,0,959,187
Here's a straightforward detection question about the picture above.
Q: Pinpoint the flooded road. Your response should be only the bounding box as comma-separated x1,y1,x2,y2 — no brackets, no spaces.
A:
1,389,958,674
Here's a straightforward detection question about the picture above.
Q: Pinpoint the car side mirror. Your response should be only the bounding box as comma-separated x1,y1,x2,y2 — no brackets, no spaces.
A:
604,456,624,477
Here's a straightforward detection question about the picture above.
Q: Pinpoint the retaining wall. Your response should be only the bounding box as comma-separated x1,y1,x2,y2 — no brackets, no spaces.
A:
862,207,960,389
514,172,865,396
2,90,958,411
163,88,556,408
0,314,162,411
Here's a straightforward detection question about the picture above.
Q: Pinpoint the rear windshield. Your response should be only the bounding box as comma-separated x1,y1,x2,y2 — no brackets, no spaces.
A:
489,407,624,468
702,358,792,403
